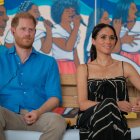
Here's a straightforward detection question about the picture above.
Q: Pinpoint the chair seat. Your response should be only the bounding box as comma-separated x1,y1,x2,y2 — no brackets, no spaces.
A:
4,129,79,140
4,127,140,140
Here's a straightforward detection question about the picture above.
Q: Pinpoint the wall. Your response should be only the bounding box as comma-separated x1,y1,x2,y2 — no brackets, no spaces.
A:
0,0,140,74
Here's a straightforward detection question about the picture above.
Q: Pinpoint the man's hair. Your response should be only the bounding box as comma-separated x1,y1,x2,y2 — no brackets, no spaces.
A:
11,12,37,28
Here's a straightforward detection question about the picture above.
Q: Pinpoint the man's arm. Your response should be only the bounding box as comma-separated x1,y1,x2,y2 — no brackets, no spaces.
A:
24,57,62,124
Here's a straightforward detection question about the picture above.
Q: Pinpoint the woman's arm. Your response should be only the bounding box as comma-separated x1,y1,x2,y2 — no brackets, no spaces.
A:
52,15,81,51
74,49,80,68
40,20,53,53
124,62,140,91
77,64,98,111
124,62,140,112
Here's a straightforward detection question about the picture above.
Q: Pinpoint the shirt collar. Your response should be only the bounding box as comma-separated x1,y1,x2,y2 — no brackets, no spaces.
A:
8,46,39,55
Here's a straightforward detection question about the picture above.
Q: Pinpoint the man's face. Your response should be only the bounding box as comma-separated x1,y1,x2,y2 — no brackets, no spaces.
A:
0,5,9,36
11,18,36,49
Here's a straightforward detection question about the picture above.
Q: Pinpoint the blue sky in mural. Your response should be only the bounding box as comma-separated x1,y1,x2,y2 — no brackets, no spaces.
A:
4,0,140,16
4,0,94,9
4,0,93,15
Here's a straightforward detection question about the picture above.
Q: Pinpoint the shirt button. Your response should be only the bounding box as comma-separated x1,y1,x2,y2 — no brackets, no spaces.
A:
18,62,20,65
23,91,26,94
20,73,23,75
20,83,23,86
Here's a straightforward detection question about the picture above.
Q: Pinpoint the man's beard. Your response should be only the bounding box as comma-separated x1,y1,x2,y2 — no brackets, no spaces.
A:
15,37,34,49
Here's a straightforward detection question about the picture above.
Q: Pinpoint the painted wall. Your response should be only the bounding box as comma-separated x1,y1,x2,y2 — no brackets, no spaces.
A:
0,0,140,74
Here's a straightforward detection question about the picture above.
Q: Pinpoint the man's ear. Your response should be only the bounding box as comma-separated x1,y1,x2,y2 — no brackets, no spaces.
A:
11,27,15,35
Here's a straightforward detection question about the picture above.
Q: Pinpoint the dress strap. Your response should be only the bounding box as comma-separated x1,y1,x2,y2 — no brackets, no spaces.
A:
122,61,124,76
86,64,89,79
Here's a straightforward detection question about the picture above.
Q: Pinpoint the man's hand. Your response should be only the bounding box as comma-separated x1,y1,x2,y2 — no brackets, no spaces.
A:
23,110,40,125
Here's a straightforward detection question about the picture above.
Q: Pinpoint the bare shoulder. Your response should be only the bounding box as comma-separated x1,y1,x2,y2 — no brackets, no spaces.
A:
123,61,136,70
123,61,139,77
113,59,134,69
77,64,88,76
77,64,87,71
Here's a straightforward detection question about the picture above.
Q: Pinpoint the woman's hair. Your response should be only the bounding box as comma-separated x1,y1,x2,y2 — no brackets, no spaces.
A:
112,0,134,25
90,23,118,61
11,12,37,28
17,1,34,13
84,8,105,63
51,0,80,24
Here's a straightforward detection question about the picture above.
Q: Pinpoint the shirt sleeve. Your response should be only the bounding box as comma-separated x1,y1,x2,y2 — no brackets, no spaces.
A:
45,57,62,104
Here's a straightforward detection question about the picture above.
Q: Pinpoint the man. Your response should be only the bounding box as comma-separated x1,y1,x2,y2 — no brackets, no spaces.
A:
0,12,66,140
0,5,9,52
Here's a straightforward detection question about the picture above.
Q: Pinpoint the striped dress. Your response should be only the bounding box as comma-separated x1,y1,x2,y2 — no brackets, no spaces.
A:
77,77,131,140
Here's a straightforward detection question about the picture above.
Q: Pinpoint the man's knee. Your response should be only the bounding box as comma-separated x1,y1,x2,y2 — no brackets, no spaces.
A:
52,113,66,131
39,112,66,133
0,107,6,127
47,113,66,131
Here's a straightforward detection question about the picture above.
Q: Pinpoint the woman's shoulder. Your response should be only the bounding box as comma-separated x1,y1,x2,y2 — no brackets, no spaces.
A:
117,60,139,78
77,64,87,70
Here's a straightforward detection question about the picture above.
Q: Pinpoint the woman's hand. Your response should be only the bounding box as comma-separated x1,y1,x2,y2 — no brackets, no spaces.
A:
113,19,122,36
131,97,140,113
117,101,132,112
43,19,53,31
121,32,140,47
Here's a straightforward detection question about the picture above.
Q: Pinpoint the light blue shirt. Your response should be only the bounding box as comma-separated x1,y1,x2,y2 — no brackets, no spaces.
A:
0,46,62,113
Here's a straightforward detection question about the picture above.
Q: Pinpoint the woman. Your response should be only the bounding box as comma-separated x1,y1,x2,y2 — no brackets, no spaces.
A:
84,9,121,63
51,0,81,74
77,23,140,140
112,0,140,66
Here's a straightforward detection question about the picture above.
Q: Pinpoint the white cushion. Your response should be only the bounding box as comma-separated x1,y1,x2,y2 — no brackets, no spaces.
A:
63,129,79,140
4,129,80,140
4,130,42,140
4,127,140,140
131,127,140,140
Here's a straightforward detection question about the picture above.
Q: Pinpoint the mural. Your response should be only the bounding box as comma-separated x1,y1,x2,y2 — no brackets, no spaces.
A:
85,0,140,73
0,0,140,74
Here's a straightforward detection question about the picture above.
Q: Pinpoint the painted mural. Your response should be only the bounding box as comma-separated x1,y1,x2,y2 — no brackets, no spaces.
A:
0,0,140,74
84,0,140,73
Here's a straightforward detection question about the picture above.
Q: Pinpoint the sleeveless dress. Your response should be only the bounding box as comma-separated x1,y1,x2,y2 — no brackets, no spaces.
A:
77,62,131,140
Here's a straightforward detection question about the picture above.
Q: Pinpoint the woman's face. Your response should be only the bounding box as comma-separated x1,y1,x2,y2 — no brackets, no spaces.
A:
92,27,116,55
128,2,137,21
28,5,40,19
61,8,76,22
100,11,111,25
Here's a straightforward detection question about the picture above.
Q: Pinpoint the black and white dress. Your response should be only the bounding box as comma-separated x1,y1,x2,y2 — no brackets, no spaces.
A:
77,63,131,140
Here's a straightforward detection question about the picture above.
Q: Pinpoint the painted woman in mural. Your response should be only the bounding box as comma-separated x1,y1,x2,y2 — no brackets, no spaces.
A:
84,8,121,63
0,4,9,53
112,0,140,66
4,1,52,53
50,0,81,74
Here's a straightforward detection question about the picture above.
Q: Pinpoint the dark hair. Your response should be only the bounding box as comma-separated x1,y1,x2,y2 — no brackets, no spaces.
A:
11,12,37,28
51,0,80,24
90,23,118,61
